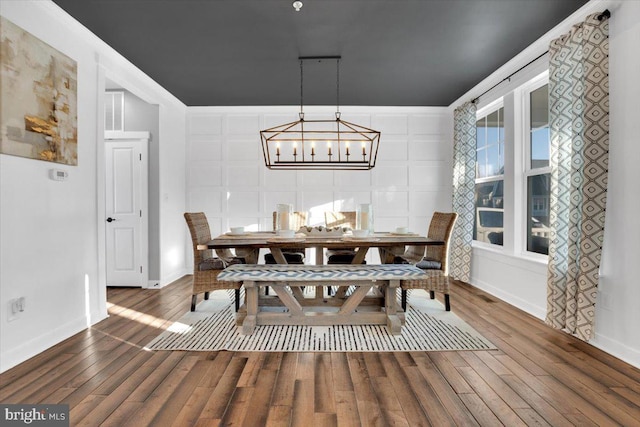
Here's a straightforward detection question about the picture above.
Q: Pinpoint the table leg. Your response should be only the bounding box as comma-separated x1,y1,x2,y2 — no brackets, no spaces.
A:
242,280,258,334
314,245,332,298
378,247,390,263
352,247,369,264
271,284,304,316
236,248,259,264
333,247,370,298
385,279,402,335
333,286,348,298
270,248,288,265
382,246,406,264
291,286,306,300
337,285,372,315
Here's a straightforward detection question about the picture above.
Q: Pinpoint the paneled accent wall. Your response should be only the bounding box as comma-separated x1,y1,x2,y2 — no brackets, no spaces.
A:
186,106,451,263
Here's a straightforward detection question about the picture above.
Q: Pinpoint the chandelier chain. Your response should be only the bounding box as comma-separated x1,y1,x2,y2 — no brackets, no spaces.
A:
336,58,340,115
300,60,304,116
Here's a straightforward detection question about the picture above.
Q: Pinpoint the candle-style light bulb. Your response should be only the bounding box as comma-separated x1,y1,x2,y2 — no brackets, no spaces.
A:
276,142,281,156
345,141,350,156
327,141,332,156
361,142,366,156
311,142,315,156
293,141,297,157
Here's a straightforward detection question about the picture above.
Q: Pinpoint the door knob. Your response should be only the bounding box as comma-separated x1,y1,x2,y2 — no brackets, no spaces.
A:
106,217,116,222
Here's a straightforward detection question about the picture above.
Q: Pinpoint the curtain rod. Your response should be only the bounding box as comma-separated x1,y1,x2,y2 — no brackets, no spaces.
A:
471,9,610,105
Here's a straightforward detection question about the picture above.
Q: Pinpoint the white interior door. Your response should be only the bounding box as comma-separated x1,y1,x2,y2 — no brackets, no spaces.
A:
105,137,148,287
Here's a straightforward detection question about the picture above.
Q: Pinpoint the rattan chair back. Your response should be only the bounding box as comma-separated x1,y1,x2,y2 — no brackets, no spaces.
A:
184,212,241,311
324,211,357,229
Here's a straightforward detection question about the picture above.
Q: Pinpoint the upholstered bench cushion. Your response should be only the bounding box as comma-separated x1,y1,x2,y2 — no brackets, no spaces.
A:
326,248,356,255
416,257,442,270
199,257,244,271
199,257,226,271
218,264,427,281
328,254,365,264
264,252,305,264
325,249,358,264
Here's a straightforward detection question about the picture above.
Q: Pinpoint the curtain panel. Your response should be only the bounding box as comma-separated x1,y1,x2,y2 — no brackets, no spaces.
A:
450,101,477,282
546,13,609,341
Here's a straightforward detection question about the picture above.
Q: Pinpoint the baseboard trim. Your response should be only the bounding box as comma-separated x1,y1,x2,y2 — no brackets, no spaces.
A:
468,279,640,370
591,332,640,370
469,277,546,320
159,269,189,288
0,310,107,373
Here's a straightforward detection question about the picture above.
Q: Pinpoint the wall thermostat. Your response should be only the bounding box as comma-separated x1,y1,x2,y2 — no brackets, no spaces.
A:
49,169,68,181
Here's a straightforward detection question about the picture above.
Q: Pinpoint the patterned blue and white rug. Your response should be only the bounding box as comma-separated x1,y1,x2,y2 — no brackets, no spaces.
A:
145,289,495,352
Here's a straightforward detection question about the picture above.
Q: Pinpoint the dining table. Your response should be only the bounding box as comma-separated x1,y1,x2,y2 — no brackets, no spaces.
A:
201,230,444,265
202,230,444,326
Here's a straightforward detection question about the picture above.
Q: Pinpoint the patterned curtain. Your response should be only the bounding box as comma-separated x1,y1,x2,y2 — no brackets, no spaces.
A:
546,13,609,341
450,102,477,282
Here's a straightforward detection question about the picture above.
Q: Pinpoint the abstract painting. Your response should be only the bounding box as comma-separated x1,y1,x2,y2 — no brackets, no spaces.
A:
0,16,78,165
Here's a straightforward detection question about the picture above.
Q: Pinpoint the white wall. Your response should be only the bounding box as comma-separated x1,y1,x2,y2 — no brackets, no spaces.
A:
186,106,452,264
0,1,187,372
158,104,188,284
119,90,161,283
451,0,640,368
598,0,640,368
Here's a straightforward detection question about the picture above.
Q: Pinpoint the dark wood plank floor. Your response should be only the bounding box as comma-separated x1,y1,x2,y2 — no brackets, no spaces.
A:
2,276,639,426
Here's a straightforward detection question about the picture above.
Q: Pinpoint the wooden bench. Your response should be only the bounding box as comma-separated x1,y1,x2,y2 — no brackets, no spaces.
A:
217,264,429,335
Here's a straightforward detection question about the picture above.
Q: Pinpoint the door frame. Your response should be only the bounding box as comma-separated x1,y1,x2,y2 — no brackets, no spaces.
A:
104,131,150,287
97,63,157,296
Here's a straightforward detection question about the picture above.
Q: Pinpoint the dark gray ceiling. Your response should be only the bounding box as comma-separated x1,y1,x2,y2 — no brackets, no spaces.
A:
52,0,589,106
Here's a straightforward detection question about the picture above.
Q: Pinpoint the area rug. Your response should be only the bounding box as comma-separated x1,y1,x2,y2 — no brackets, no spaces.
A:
145,290,496,352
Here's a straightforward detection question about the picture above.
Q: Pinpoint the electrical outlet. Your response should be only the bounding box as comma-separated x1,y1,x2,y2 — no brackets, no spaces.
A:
8,299,19,322
7,297,26,322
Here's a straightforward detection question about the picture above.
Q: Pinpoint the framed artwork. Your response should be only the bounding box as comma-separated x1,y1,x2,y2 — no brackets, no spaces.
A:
0,16,78,165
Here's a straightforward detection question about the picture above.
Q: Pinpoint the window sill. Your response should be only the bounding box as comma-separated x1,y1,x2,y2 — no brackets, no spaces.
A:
472,240,504,253
472,241,548,273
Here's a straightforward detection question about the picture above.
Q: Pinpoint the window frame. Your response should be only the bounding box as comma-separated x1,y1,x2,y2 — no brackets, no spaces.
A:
104,90,125,132
474,98,505,249
521,71,551,259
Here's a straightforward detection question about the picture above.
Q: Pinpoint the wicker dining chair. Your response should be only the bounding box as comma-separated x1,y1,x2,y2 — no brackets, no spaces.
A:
184,212,242,312
396,212,458,311
324,211,362,264
264,211,308,264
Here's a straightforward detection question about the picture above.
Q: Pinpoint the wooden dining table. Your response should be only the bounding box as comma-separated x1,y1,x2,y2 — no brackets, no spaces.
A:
203,231,444,329
201,231,444,265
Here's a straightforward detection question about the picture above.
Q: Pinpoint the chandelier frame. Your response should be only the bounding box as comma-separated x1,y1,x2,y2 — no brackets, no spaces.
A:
260,56,381,171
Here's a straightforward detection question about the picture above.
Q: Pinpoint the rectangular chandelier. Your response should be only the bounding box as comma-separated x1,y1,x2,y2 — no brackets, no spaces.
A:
260,114,380,170
260,56,381,171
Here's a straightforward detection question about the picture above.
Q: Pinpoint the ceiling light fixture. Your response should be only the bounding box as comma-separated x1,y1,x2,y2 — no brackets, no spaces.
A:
260,56,381,170
292,1,303,12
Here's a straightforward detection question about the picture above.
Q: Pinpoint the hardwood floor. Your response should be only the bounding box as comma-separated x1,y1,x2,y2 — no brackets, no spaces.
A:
2,276,639,426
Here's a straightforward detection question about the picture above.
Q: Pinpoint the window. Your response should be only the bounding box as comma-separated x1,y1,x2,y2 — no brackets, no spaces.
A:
104,91,124,131
471,71,551,260
474,106,504,245
525,83,551,255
